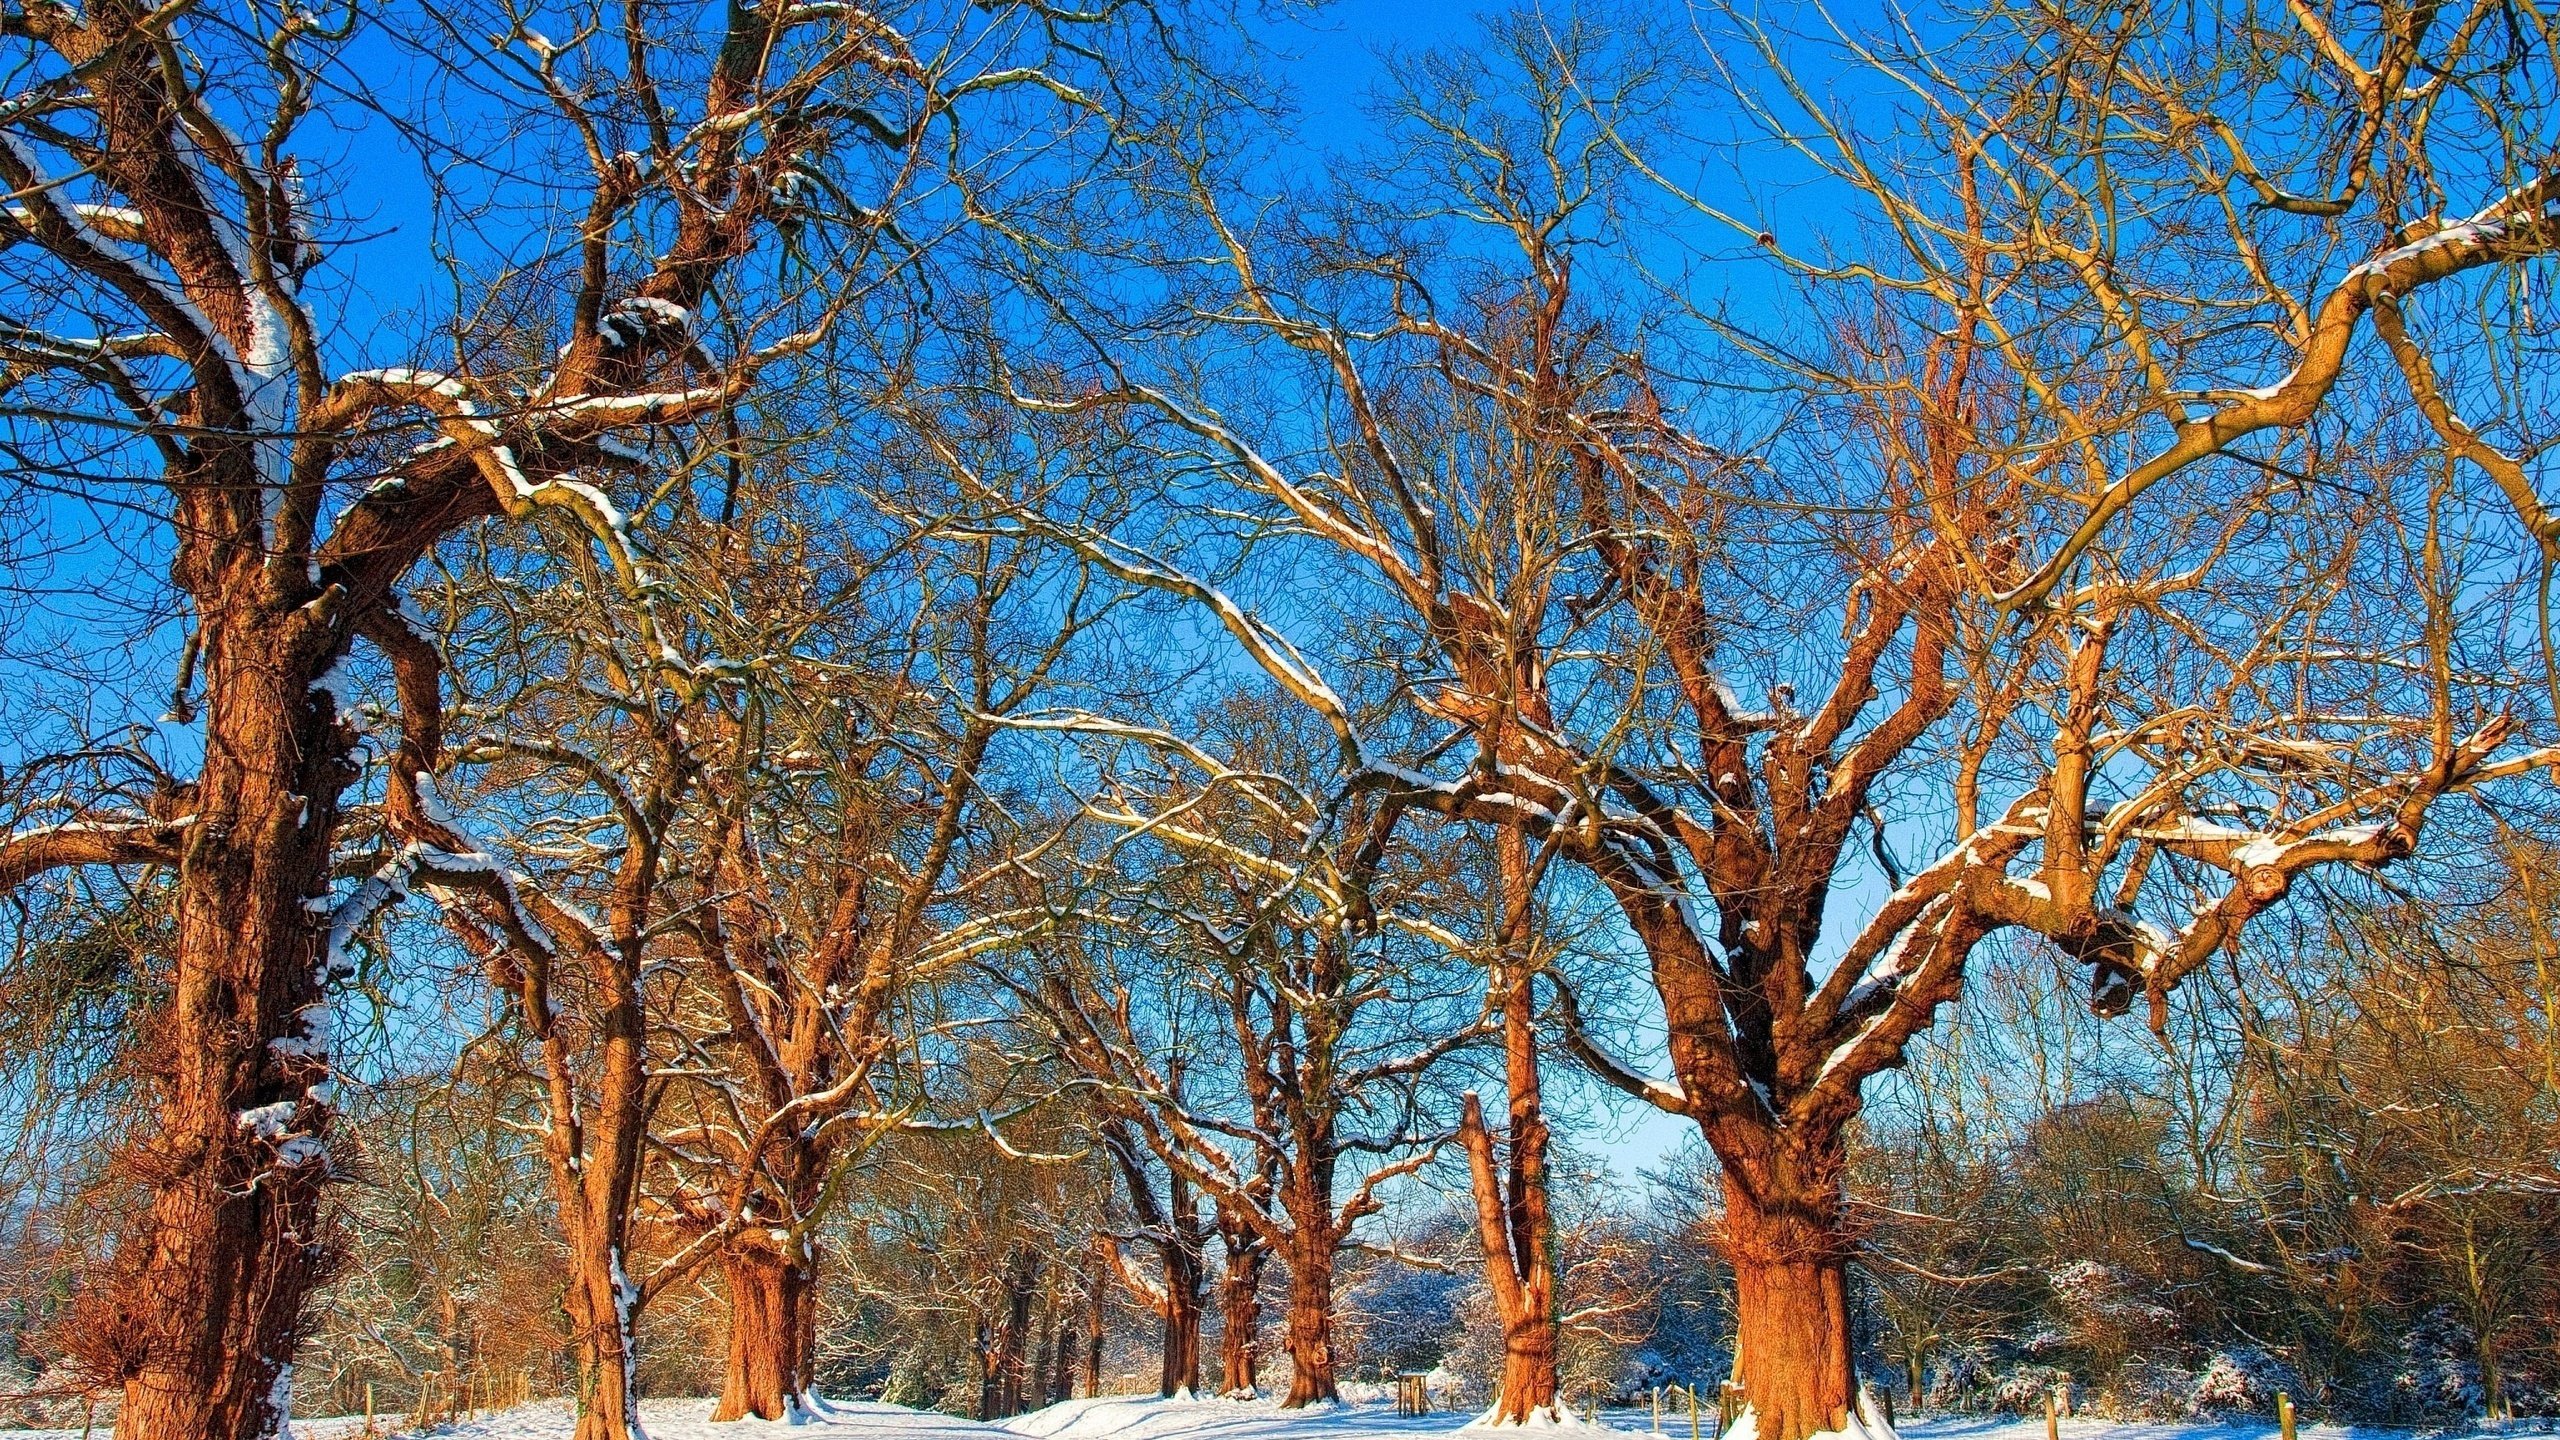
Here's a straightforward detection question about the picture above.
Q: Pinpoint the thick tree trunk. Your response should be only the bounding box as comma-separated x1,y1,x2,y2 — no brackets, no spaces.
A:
117,615,349,1440
979,1249,1038,1420
1721,1172,1857,1440
564,1238,642,1440
710,1235,811,1421
1278,1239,1336,1407
977,1317,999,1421
1216,1243,1264,1398
542,990,650,1440
1160,1251,1203,1397
1001,1277,1034,1416
1461,1092,1560,1425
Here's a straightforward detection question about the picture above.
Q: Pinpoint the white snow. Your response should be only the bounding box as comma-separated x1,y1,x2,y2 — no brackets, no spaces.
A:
236,1101,298,1139
9,1391,2546,1440
1009,1395,1600,1440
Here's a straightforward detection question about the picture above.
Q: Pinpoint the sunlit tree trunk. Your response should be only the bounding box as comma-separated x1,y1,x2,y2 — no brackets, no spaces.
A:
1458,829,1560,1425
1717,1132,1858,1440
1278,1233,1337,1407
118,616,350,1440
710,1230,812,1421
1216,1221,1266,1399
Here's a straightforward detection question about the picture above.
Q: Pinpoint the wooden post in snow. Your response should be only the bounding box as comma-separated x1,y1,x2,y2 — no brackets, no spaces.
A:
2279,1392,2296,1440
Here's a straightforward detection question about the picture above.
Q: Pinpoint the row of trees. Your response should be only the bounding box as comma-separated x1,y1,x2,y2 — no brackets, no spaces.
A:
24,851,2546,1430
4,1,2560,1439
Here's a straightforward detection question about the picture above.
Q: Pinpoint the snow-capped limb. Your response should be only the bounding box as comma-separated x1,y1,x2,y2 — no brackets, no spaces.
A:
0,135,249,422
944,501,1365,774
1097,1229,1177,1314
2002,165,2560,610
0,810,194,891
1002,364,1432,605
1347,1235,1472,1274
2181,1235,2280,1275
1800,796,2039,1032
978,708,1315,825
1543,969,1694,1118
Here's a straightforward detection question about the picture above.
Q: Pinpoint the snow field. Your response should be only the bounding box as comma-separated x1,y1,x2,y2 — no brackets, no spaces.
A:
6,1393,2552,1440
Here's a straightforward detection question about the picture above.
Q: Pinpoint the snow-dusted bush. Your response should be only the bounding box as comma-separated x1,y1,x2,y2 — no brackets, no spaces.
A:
877,1352,934,1410
1925,1349,1993,1412
2186,1346,2294,1417
1340,1246,1469,1375
2047,1260,2178,1366
1989,1364,2072,1415
2102,1359,2195,1421
1436,1285,1500,1407
2345,1307,2483,1423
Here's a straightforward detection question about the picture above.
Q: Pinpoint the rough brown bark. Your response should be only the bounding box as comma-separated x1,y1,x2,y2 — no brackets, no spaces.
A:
1100,1122,1208,1398
710,1234,811,1421
1460,1086,1559,1424
563,1240,641,1440
1458,829,1561,1425
1278,1237,1336,1407
115,615,350,1440
1215,1226,1265,1399
1721,1168,1857,1440
1161,1275,1203,1398
978,1249,1039,1420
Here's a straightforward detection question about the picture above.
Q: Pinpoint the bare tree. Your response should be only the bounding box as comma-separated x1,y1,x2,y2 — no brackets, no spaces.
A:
1455,827,1564,1422
661,515,1088,1421
0,0,1095,1429
0,0,1175,1422
1009,701,1487,1405
1095,1118,1211,1397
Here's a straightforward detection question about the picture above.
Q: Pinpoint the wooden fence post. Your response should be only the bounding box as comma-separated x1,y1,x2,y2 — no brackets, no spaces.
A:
2279,1391,2296,1440
2044,1387,2059,1440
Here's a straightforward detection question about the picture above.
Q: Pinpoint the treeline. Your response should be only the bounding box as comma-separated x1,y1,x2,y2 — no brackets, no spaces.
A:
1858,853,2560,1425
3,1,2560,1439
8,850,2558,1428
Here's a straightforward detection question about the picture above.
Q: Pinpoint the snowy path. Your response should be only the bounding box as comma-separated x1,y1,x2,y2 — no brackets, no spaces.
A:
4,1394,2551,1440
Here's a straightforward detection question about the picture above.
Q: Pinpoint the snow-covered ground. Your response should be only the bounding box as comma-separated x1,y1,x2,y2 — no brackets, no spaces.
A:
5,1393,2555,1440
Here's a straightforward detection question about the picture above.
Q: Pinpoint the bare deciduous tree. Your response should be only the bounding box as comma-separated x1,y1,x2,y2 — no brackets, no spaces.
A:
1007,703,1487,1406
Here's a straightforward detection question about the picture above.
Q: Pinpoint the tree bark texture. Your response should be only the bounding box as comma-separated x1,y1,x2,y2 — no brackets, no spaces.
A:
117,614,353,1440
710,1231,813,1421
